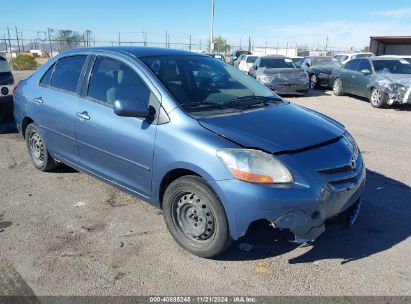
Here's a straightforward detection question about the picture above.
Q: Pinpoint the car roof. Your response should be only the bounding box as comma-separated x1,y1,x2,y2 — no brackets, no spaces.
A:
61,46,198,58
368,56,408,61
260,55,286,58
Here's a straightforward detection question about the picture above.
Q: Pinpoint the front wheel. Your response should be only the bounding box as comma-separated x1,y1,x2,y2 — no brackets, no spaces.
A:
25,123,58,171
370,88,388,108
333,78,344,96
162,175,232,258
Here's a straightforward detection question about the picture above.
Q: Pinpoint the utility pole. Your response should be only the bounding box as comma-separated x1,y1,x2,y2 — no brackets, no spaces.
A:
20,31,24,52
165,31,168,48
47,28,53,57
7,27,13,66
15,26,21,53
3,34,8,53
118,32,121,46
189,34,192,51
209,0,214,53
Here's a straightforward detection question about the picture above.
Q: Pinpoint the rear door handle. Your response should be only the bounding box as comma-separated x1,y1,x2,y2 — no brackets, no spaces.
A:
33,97,43,104
76,111,90,120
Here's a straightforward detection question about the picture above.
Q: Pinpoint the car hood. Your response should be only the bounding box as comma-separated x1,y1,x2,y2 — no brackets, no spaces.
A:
198,103,345,153
377,73,411,85
309,66,334,74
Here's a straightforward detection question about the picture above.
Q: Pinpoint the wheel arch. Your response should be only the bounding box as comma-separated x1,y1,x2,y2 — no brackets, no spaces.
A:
21,116,34,138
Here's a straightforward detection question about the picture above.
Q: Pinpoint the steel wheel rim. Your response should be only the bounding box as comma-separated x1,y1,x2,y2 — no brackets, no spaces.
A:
28,130,45,164
371,89,381,106
172,192,215,243
310,75,317,89
333,79,341,94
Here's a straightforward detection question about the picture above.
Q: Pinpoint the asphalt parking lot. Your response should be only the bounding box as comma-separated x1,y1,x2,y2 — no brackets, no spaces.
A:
0,71,410,296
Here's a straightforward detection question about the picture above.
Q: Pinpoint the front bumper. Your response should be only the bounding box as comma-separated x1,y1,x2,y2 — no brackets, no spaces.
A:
316,75,331,88
209,142,366,242
263,82,309,95
0,84,14,101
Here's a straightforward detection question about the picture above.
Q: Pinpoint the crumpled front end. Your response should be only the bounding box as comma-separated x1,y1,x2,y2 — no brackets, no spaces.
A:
369,75,411,105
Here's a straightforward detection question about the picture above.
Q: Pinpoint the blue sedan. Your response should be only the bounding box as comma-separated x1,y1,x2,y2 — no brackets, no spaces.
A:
13,47,365,257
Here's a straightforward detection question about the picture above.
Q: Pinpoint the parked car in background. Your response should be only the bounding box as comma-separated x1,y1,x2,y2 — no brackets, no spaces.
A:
331,57,411,108
333,53,374,65
232,50,251,66
249,55,309,95
238,55,258,73
0,55,15,124
300,56,340,89
205,53,225,62
14,47,365,257
378,55,411,63
291,56,303,66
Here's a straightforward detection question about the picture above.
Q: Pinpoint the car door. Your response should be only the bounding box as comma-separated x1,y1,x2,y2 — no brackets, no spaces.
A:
34,55,88,164
351,59,373,98
75,55,160,198
339,59,360,94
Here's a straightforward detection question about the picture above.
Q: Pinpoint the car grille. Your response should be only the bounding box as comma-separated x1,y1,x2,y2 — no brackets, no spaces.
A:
317,165,354,175
329,176,356,186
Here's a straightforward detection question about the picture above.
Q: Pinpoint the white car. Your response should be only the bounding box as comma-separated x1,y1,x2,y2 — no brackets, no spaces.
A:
333,52,374,65
238,55,258,73
378,55,411,63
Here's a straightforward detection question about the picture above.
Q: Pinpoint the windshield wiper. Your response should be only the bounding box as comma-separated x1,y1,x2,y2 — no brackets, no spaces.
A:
223,95,284,107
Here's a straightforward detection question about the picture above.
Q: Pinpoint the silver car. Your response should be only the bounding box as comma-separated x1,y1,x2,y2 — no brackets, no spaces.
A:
249,56,309,95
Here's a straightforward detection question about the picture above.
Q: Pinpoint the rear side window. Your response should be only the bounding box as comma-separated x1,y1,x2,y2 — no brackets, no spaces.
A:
88,56,152,106
40,64,55,86
50,56,86,93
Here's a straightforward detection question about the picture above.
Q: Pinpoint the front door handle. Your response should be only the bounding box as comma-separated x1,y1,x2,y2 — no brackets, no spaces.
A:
76,111,90,120
33,97,43,104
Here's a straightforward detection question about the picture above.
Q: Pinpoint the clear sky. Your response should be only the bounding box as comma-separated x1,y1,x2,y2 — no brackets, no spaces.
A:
2,0,411,49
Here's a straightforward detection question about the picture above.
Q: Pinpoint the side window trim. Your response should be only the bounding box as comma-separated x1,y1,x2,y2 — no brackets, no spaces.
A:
39,55,88,96
83,55,162,109
38,63,57,87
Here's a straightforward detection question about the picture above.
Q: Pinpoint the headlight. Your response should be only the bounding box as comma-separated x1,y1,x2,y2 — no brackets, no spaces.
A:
345,132,359,160
318,73,330,78
257,75,274,83
217,149,293,184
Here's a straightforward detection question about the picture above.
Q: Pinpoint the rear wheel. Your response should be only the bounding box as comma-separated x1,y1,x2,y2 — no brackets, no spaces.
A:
370,88,388,108
333,78,343,96
25,123,58,171
162,175,232,258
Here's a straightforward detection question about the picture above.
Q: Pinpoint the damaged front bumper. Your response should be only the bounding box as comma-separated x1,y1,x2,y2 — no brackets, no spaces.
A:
209,139,366,242
264,82,309,95
370,76,411,105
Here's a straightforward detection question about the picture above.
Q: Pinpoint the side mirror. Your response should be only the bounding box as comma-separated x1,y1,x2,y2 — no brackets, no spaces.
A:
253,65,258,70
306,63,310,67
360,69,371,75
114,98,150,118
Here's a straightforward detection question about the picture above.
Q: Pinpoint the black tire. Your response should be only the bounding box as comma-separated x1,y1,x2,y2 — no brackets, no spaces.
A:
25,123,58,171
370,88,388,108
163,175,232,258
333,78,344,96
309,74,317,90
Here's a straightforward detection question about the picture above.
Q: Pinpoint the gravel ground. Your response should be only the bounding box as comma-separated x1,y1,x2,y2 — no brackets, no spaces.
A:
0,71,410,296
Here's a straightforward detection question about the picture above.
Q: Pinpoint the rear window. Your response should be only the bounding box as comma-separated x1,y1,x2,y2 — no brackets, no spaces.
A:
246,56,257,63
0,57,10,72
259,58,295,69
50,55,87,93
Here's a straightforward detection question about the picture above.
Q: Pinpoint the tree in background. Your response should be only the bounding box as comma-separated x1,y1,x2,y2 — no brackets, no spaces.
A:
362,46,370,52
213,36,231,53
55,30,81,50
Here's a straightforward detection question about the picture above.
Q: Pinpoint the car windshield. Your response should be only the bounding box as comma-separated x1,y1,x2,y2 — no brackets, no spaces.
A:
246,56,257,63
0,57,10,72
334,55,349,62
373,60,411,74
140,55,281,112
259,58,295,69
311,57,340,67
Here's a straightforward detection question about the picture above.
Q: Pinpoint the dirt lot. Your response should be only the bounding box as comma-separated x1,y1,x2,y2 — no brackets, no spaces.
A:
0,71,410,296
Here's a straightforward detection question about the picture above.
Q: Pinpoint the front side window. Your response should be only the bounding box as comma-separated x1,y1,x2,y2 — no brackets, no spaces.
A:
141,55,277,112
311,57,340,67
356,60,372,72
259,58,295,69
344,59,360,71
88,56,152,105
50,56,86,93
